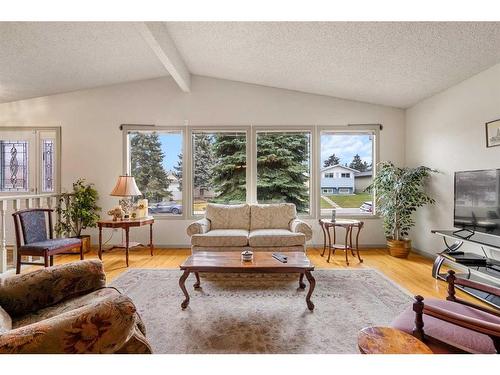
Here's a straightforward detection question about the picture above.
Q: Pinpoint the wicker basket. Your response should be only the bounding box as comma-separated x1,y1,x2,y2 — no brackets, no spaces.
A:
387,239,411,258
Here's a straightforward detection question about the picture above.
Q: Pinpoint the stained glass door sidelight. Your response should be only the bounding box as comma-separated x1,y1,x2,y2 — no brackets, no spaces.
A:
0,140,29,192
0,129,57,195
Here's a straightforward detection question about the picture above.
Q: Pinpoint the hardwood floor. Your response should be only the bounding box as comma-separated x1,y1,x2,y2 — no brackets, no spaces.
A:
15,245,481,304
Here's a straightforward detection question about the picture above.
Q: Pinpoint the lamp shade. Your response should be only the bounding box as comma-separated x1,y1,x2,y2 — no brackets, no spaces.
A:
110,175,142,197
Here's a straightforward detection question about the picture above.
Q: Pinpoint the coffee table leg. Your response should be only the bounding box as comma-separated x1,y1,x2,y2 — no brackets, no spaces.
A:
304,270,316,311
179,270,190,309
299,273,306,289
194,272,201,289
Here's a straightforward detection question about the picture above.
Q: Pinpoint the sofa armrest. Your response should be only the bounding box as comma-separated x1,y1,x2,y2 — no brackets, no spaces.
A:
290,219,312,241
186,218,211,237
0,260,106,317
0,294,138,354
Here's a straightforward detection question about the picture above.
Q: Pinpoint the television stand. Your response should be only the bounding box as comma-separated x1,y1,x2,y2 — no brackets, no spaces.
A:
431,230,500,309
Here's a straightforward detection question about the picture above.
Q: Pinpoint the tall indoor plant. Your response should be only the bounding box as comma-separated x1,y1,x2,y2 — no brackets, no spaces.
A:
367,162,436,258
56,179,101,252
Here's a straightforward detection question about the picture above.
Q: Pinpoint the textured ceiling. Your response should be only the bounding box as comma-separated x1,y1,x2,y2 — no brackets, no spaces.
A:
0,22,168,103
2,22,500,107
166,22,500,108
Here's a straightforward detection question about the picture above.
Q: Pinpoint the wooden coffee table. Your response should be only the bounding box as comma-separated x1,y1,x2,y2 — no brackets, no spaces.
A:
179,251,316,310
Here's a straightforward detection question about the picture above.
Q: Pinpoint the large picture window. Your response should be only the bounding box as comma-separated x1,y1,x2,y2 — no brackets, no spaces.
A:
256,130,311,214
128,130,183,216
320,131,375,216
191,131,247,215
124,125,378,219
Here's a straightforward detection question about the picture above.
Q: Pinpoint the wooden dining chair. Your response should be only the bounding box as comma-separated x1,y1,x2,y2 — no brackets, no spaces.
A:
12,208,83,274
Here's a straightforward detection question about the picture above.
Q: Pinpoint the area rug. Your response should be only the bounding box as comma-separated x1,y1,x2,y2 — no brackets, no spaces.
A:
111,269,413,354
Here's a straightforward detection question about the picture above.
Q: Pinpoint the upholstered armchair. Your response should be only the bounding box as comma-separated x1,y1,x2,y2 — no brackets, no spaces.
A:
0,260,152,354
391,270,500,353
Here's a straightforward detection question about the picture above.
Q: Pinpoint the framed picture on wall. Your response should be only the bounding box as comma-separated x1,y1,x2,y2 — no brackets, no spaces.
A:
486,119,500,148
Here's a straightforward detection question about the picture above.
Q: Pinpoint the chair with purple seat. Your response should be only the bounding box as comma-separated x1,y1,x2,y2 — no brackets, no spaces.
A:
12,208,83,274
391,269,500,353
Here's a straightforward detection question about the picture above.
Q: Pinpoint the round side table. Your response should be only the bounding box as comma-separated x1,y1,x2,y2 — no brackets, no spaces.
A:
319,218,364,265
358,326,433,354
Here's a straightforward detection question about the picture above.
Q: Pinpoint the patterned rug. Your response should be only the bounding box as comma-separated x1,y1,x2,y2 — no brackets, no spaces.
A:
111,269,413,354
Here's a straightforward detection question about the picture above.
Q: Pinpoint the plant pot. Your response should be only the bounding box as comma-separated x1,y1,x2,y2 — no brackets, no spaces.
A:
67,234,91,254
387,238,411,258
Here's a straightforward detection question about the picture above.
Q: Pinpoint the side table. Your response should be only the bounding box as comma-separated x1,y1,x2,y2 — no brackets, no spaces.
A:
98,217,154,267
358,326,433,354
319,218,364,265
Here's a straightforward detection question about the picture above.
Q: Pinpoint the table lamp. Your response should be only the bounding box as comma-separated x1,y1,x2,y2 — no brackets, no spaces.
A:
110,175,142,219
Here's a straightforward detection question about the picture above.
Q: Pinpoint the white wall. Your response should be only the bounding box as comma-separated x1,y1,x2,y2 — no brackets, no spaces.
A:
0,75,405,247
406,63,500,257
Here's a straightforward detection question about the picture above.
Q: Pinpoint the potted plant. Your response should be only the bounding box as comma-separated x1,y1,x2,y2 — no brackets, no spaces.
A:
367,162,436,258
55,179,101,253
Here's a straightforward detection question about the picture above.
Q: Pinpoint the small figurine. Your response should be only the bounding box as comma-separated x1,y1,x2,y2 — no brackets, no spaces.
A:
107,206,124,221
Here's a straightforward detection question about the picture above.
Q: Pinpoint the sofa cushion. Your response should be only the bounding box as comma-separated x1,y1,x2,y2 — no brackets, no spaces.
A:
250,203,297,230
206,203,250,230
0,306,12,333
191,229,249,247
249,229,305,247
12,287,119,329
391,298,500,354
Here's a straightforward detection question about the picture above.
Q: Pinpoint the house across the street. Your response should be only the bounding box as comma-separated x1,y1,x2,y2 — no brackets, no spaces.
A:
320,165,357,194
320,165,372,194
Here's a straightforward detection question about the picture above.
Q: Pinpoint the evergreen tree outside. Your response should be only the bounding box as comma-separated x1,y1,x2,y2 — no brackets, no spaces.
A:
130,132,171,202
349,153,368,172
323,153,340,167
256,133,310,213
173,153,182,191
210,134,247,202
192,133,215,196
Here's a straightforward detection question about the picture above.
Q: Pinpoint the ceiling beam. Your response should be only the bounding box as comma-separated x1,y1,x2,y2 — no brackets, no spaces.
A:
136,22,191,92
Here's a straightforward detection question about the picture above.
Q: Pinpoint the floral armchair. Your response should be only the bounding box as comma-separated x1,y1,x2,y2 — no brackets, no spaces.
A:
0,260,151,354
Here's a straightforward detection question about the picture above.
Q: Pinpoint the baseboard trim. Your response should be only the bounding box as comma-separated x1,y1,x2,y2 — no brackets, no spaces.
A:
409,247,435,260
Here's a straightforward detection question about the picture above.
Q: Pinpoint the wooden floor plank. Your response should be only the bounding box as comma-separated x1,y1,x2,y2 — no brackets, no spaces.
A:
16,246,484,305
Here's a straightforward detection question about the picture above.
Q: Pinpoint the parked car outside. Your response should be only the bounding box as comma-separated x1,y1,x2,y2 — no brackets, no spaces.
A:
359,201,373,213
149,202,183,215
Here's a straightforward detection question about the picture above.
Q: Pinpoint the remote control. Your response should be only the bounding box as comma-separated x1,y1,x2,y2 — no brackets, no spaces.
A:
272,253,288,263
447,251,464,256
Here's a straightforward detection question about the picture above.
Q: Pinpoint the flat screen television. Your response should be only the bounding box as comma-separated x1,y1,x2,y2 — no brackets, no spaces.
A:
454,169,500,236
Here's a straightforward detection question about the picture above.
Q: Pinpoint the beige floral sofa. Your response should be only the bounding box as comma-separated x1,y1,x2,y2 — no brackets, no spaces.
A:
0,260,152,354
187,203,312,252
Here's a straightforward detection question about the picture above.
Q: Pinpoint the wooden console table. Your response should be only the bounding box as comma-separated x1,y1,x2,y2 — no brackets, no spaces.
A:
319,219,364,265
98,217,154,267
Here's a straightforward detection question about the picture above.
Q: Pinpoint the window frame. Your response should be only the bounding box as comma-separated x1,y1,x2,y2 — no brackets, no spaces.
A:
188,126,251,219
122,124,380,220
122,124,187,220
252,126,316,219
317,125,380,219
0,126,61,196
